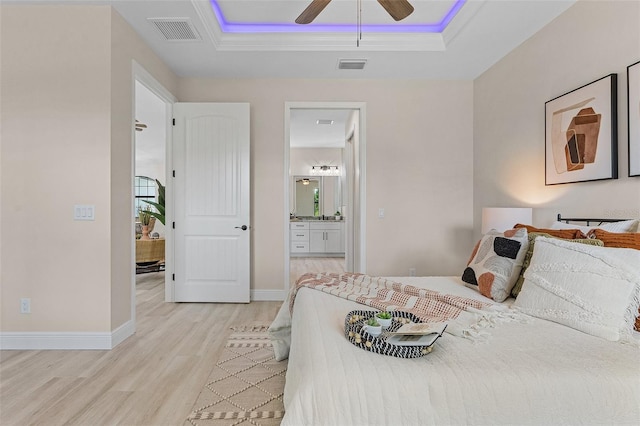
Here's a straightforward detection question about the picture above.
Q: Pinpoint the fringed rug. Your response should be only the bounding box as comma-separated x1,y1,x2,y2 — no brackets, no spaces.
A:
186,325,287,426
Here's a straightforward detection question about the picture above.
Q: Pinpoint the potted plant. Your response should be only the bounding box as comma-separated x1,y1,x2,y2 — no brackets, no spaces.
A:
363,317,382,337
142,179,165,225
376,311,392,328
138,206,153,240
335,210,341,220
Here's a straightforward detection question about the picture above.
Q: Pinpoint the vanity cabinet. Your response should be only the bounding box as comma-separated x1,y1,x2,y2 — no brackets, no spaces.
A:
290,221,344,255
309,222,344,254
290,221,310,253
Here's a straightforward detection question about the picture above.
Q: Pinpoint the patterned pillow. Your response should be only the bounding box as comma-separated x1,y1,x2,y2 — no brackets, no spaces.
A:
514,223,586,239
462,228,528,302
511,232,604,298
515,237,640,341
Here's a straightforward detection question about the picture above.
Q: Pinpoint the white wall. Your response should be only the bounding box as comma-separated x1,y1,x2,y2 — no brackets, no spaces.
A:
178,79,475,282
474,0,640,235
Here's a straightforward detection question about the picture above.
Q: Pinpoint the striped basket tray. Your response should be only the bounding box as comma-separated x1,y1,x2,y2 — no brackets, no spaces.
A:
344,310,443,358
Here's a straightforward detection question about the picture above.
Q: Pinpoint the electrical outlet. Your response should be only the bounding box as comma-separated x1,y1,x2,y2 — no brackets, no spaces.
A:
20,298,31,314
409,268,416,277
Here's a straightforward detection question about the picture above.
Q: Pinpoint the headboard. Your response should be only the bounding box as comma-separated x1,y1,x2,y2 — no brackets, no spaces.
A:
556,214,631,226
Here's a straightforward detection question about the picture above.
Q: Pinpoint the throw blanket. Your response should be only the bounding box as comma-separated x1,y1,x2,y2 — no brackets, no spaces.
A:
270,273,515,361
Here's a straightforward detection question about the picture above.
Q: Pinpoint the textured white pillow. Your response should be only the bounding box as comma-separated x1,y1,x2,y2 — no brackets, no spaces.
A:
550,219,638,233
515,237,640,341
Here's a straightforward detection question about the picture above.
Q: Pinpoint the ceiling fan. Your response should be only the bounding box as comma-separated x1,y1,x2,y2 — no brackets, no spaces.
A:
296,0,414,24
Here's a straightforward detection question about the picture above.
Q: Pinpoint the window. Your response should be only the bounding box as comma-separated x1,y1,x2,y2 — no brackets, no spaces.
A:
135,176,156,216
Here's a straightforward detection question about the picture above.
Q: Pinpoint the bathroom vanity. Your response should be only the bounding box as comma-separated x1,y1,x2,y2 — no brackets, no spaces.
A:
290,220,344,256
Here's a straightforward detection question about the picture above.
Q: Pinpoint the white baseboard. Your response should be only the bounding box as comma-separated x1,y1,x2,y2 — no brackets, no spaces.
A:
0,320,135,350
251,289,285,301
111,319,136,348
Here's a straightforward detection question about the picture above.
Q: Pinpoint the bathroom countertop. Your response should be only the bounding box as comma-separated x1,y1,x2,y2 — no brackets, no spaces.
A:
290,217,342,222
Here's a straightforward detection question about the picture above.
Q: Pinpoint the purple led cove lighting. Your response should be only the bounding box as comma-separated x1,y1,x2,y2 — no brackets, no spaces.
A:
209,0,466,34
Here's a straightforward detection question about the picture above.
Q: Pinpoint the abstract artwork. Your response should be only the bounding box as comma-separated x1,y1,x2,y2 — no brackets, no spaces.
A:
628,61,640,177
545,74,618,185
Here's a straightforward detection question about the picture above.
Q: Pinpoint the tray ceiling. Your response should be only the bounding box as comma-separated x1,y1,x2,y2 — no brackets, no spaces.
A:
14,0,577,79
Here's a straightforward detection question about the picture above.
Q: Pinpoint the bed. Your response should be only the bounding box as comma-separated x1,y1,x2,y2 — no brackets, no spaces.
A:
270,216,640,425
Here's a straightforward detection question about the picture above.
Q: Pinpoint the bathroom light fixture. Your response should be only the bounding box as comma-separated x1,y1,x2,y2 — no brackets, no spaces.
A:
311,165,340,176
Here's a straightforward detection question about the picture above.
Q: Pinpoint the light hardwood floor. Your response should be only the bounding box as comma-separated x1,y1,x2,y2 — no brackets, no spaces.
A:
0,273,282,426
289,256,346,286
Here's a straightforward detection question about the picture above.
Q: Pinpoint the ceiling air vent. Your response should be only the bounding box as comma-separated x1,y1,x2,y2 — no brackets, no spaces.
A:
148,18,201,42
338,59,367,70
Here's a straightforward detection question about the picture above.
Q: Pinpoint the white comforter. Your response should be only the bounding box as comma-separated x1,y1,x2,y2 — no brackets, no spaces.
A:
276,276,640,426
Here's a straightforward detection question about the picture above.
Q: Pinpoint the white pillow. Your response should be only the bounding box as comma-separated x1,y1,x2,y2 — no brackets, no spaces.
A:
550,219,638,233
514,237,640,341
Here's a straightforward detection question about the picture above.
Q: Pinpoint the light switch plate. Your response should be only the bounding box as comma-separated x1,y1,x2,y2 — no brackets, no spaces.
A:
74,205,95,221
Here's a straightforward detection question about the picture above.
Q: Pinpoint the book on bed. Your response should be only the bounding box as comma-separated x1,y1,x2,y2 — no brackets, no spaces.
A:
386,322,447,346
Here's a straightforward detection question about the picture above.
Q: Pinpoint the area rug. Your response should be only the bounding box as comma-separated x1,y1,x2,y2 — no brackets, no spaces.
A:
186,325,287,426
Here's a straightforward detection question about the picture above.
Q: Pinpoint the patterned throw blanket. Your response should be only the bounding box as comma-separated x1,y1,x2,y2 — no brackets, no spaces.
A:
290,272,493,323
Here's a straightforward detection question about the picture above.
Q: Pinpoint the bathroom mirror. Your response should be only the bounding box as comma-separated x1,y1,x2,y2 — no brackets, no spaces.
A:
294,177,320,217
292,176,342,217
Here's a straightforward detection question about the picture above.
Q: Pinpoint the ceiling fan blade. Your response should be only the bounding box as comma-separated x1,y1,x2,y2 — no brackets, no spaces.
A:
295,0,332,24
377,0,414,21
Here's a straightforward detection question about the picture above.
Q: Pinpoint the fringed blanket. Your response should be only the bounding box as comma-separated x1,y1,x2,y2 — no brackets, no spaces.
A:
290,272,491,321
270,273,518,361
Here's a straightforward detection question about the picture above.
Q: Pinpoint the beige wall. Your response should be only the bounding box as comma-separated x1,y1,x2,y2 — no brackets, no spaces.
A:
474,0,640,235
109,8,178,329
0,5,178,334
179,79,474,282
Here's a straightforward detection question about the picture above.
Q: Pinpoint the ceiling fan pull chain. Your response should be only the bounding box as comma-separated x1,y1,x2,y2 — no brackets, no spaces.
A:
356,0,362,47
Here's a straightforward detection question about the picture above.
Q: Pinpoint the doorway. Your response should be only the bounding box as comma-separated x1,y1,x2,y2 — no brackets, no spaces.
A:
284,102,366,288
133,63,176,319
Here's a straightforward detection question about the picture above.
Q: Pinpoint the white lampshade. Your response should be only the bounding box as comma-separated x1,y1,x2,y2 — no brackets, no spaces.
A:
481,207,532,234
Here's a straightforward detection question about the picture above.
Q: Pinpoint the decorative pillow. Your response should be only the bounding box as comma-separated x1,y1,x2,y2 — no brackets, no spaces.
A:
514,223,585,240
511,233,604,298
462,228,528,302
550,219,639,233
514,237,640,341
586,229,640,250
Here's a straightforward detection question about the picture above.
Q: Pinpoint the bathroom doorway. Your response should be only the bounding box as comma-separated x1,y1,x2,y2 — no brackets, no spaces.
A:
284,102,366,290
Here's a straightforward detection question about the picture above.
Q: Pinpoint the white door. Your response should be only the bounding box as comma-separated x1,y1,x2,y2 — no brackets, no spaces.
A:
173,103,250,302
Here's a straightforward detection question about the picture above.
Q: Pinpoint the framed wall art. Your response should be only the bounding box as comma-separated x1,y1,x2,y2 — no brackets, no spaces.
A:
628,61,640,177
545,74,618,185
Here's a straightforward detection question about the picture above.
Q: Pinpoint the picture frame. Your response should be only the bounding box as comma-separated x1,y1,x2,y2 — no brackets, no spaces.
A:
545,74,618,185
628,61,640,177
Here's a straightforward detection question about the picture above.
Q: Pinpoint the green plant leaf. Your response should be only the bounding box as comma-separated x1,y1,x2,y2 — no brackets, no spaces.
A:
141,179,166,225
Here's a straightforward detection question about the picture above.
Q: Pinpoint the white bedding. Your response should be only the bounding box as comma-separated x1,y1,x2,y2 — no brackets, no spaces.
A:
276,276,640,426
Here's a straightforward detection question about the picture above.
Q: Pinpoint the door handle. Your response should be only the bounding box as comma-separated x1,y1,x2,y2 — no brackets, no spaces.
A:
235,225,248,231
